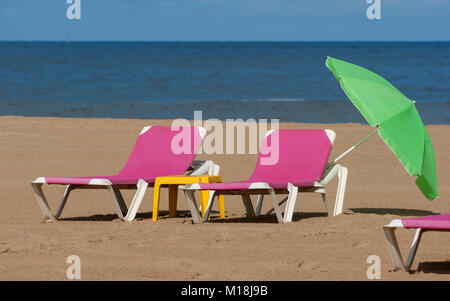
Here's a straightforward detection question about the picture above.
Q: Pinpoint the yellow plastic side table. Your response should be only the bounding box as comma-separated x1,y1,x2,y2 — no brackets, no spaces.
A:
152,175,225,221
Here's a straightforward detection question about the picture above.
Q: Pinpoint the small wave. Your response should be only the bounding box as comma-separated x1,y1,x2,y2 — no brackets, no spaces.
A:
130,97,311,104
239,98,307,103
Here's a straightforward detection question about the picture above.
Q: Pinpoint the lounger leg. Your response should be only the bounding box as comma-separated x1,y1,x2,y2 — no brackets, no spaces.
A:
122,180,149,223
54,185,73,219
268,189,284,223
202,190,217,223
255,195,264,217
112,188,128,215
333,166,348,216
241,195,256,218
283,183,298,223
184,190,202,224
405,228,423,271
384,226,425,272
32,181,147,223
263,196,288,216
31,183,54,220
383,226,407,271
106,181,148,222
321,192,333,217
31,183,73,221
107,186,127,221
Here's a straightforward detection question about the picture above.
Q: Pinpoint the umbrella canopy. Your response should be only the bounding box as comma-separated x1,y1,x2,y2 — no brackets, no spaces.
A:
326,56,438,200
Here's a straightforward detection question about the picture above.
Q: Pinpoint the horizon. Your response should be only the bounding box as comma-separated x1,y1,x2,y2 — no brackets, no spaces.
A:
1,40,449,43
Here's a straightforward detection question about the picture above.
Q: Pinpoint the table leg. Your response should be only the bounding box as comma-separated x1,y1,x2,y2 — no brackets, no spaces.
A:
168,184,178,218
218,195,225,218
152,181,162,221
200,190,210,219
199,176,226,220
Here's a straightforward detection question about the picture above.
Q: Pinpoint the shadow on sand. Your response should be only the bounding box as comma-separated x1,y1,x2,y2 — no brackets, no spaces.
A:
60,210,193,222
208,211,328,224
61,211,329,224
415,261,450,275
349,208,438,217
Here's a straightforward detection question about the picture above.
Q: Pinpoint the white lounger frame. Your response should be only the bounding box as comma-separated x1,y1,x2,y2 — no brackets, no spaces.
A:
183,129,348,224
31,159,219,223
383,220,449,272
31,126,218,223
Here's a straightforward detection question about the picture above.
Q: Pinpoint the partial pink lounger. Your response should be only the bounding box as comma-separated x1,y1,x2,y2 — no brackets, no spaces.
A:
183,129,348,224
384,213,450,271
31,125,215,222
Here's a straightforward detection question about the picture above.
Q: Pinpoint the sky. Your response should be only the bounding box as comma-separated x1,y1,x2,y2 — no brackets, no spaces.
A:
0,0,449,41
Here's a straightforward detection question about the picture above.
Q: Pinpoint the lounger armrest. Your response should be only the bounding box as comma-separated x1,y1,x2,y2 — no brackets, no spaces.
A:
32,177,47,184
320,162,345,186
188,160,220,176
319,162,348,216
188,160,206,171
384,219,404,228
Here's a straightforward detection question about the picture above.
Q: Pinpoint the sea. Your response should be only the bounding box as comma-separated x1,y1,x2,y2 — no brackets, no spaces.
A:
0,42,448,124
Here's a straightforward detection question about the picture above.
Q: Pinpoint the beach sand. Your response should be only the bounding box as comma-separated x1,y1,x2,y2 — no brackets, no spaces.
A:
0,116,449,280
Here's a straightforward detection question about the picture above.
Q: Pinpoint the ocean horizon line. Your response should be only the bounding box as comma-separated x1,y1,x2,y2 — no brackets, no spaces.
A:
1,40,449,43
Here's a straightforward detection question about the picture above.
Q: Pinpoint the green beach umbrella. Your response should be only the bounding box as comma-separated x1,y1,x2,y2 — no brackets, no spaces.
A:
326,56,438,200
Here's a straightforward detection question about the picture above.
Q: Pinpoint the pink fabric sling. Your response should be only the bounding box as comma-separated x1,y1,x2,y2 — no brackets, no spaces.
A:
199,129,332,190
45,126,203,185
401,213,450,230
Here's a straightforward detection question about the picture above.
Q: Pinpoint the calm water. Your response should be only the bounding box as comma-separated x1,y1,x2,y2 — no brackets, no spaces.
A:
0,42,449,123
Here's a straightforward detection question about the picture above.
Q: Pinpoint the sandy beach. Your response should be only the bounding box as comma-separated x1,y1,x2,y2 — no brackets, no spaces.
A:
0,115,449,280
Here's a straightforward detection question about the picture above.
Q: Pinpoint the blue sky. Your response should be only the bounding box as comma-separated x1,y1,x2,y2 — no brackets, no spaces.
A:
0,0,449,41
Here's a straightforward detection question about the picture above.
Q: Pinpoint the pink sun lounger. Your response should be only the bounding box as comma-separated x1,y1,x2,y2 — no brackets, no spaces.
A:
183,129,348,224
31,125,217,222
383,213,450,271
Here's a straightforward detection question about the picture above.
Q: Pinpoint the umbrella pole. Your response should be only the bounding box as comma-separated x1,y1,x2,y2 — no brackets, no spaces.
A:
333,128,378,163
